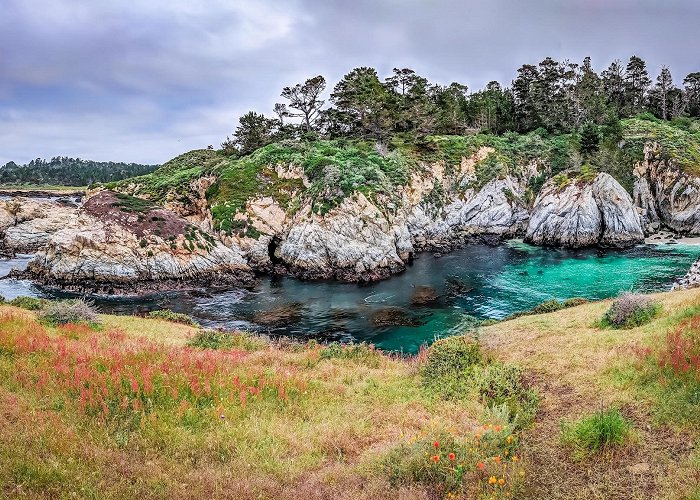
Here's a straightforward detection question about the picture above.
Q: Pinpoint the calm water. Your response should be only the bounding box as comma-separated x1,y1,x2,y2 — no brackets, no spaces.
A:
2,241,700,353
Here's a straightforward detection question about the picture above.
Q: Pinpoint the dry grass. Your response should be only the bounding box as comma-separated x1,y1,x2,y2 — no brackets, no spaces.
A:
481,287,700,499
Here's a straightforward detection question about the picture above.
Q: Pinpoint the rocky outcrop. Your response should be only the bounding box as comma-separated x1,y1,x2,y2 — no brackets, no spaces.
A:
25,191,254,294
279,193,412,281
525,173,644,248
633,143,700,235
673,259,700,290
0,198,81,255
408,176,529,250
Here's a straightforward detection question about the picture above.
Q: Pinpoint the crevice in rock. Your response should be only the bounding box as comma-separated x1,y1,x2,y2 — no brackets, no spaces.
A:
268,236,283,265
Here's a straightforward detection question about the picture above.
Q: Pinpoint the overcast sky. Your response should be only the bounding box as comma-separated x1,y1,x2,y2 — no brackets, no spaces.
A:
1,0,698,165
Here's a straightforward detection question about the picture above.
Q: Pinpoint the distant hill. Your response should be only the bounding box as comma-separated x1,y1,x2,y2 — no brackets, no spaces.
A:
0,157,159,186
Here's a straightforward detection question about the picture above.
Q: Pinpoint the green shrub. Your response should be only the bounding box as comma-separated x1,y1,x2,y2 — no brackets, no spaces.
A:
319,342,382,366
0,295,5,304
561,408,631,459
187,330,268,351
9,296,46,311
532,299,565,314
600,292,661,329
553,173,570,189
578,163,597,182
420,336,483,399
476,363,539,430
146,309,198,326
37,299,100,326
563,297,589,308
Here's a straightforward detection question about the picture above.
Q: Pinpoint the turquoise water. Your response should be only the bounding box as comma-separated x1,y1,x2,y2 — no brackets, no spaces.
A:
2,241,700,353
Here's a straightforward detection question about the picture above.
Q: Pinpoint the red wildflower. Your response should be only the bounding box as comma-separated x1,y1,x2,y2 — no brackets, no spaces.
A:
477,461,485,470
448,452,456,461
431,455,440,463
433,441,440,448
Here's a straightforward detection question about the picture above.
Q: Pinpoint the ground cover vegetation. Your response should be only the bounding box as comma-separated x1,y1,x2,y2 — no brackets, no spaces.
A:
4,288,700,498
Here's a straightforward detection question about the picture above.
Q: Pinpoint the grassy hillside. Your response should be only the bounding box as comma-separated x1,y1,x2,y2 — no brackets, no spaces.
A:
3,288,700,498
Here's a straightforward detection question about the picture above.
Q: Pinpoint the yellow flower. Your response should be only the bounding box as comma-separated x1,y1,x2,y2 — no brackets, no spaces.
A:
488,476,497,485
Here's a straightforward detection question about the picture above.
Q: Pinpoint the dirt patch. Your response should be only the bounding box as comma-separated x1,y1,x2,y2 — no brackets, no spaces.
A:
82,190,190,239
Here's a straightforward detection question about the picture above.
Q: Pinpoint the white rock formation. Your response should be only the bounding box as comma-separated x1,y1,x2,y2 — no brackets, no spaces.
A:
525,173,643,248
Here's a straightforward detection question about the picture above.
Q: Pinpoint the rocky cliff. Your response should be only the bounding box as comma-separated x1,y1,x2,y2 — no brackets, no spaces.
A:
13,118,690,288
0,198,81,256
634,143,700,235
24,191,254,294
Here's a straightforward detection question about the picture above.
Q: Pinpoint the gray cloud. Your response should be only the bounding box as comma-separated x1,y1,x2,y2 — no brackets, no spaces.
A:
1,0,698,165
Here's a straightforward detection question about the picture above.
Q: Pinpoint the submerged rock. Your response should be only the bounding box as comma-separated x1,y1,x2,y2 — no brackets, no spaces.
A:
525,173,643,248
370,307,425,327
411,285,440,305
252,303,304,326
26,191,254,294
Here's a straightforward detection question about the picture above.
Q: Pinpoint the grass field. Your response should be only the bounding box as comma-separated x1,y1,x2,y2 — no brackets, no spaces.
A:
2,287,700,498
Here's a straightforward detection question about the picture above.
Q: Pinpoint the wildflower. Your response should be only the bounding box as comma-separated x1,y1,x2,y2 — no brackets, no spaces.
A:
431,455,440,463
512,455,518,462
477,462,485,470
433,441,440,448
506,435,513,444
493,456,501,464
489,476,497,485
448,452,456,461
498,478,505,486
495,425,502,432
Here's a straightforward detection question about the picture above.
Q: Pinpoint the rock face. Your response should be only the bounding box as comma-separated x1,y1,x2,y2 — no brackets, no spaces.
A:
525,173,644,248
673,259,700,290
0,198,80,255
26,191,254,294
633,143,700,235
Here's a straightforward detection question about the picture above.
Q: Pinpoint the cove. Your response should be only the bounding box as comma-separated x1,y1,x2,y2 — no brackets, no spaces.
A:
2,240,700,354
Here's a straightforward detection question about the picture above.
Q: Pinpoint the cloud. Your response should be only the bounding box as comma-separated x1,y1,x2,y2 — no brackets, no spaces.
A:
1,0,698,165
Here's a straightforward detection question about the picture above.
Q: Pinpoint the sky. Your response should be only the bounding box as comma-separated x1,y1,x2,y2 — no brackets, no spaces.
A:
1,0,699,166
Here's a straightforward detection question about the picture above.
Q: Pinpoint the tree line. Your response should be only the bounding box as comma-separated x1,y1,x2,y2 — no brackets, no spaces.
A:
0,157,159,186
224,55,700,155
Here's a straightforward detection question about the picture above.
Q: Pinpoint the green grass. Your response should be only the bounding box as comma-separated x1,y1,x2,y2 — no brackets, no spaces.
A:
560,408,632,459
145,309,197,326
